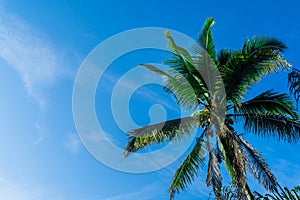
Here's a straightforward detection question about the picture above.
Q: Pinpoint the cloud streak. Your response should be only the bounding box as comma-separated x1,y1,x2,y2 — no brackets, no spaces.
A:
103,182,165,200
272,159,300,187
64,133,82,154
0,7,62,108
0,176,64,200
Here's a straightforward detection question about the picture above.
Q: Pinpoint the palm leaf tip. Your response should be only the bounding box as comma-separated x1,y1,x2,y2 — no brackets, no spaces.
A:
198,17,216,62
140,64,171,78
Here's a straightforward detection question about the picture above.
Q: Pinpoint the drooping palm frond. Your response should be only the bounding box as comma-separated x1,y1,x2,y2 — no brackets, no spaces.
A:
169,137,206,200
230,113,300,143
237,136,278,193
123,110,210,157
221,125,253,199
220,139,236,183
220,36,291,108
206,150,222,199
123,117,197,158
238,89,299,119
288,68,300,104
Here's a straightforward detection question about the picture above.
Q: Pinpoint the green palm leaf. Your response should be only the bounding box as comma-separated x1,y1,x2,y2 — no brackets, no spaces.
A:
198,17,217,63
220,36,291,108
123,110,209,158
230,113,300,143
238,89,298,119
169,137,206,200
164,31,211,109
164,55,210,109
140,62,209,109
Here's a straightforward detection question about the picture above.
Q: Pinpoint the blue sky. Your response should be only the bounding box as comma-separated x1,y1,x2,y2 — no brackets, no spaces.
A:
0,0,300,199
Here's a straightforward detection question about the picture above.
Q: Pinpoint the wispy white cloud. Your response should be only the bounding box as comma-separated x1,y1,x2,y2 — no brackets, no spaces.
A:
103,182,165,200
64,133,82,154
0,176,64,200
0,6,62,109
34,120,45,145
272,159,300,187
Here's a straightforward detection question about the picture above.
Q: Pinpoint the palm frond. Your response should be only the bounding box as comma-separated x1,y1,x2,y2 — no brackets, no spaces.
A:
198,17,217,63
206,150,222,199
169,137,206,200
242,36,287,54
237,136,278,193
219,186,240,200
230,113,300,143
220,141,236,183
221,125,248,199
288,68,300,104
285,186,298,200
194,18,226,101
163,31,211,109
254,185,300,200
193,48,225,101
140,62,209,109
140,64,172,78
292,186,300,199
220,36,291,108
164,57,210,109
238,89,298,119
123,110,210,158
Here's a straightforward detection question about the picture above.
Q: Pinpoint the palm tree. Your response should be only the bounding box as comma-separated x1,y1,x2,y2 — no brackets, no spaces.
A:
123,18,300,199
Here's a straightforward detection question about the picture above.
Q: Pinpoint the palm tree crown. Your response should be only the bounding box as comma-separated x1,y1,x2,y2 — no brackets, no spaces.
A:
123,18,300,199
